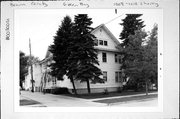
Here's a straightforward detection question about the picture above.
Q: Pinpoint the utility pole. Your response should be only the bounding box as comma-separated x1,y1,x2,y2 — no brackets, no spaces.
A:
29,38,34,92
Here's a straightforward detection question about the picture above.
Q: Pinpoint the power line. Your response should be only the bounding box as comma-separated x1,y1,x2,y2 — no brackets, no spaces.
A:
105,14,124,25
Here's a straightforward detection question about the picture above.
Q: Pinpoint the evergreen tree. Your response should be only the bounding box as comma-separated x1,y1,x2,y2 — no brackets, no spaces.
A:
67,14,104,94
119,14,145,87
123,25,158,95
120,14,145,47
50,16,77,94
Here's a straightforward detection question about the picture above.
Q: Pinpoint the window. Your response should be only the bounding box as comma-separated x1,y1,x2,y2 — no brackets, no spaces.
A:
119,72,122,82
119,56,122,64
94,38,98,46
99,40,103,45
103,71,107,81
98,39,108,46
104,41,108,46
115,71,122,82
115,54,118,63
115,54,122,64
115,72,118,82
119,56,121,64
102,52,107,62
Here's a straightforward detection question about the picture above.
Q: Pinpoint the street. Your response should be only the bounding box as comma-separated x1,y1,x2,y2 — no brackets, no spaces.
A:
20,91,158,107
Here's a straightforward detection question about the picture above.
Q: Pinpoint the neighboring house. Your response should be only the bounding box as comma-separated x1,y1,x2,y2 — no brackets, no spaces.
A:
24,62,42,92
24,24,126,94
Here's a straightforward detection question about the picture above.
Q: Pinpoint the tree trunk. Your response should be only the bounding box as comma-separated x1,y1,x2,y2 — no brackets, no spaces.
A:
87,79,91,94
70,77,77,95
145,80,148,96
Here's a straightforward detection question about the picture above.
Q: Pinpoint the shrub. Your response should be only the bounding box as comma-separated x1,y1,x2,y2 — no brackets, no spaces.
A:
51,87,70,94
103,88,109,95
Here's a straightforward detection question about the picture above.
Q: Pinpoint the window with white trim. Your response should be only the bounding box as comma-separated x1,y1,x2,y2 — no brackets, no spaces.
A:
115,54,121,64
103,71,107,81
115,54,118,63
99,40,103,45
102,52,107,62
94,38,98,46
115,71,122,82
104,41,108,46
98,39,108,46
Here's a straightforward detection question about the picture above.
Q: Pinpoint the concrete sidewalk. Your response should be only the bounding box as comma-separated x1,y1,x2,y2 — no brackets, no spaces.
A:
20,91,106,107
20,91,158,107
110,98,158,107
89,92,157,101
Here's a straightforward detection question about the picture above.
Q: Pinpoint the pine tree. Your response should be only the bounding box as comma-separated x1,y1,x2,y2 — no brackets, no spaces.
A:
119,14,145,88
50,16,77,94
67,14,104,94
120,14,145,47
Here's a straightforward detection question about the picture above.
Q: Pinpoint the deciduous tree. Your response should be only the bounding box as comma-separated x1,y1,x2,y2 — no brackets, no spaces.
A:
20,51,29,88
122,24,158,95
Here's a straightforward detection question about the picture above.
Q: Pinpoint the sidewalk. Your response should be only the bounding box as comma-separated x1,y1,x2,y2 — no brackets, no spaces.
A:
20,91,158,107
89,92,157,101
20,91,106,107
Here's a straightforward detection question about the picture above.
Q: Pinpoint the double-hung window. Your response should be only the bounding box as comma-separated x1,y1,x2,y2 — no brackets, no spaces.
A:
103,71,107,81
115,72,118,82
98,39,108,46
115,54,118,63
94,38,98,46
115,54,121,64
115,71,122,82
102,52,107,62
104,41,108,46
99,40,103,45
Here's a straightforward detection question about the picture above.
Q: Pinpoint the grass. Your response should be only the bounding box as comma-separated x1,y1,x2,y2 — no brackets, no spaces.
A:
94,94,157,104
20,99,41,106
63,90,157,99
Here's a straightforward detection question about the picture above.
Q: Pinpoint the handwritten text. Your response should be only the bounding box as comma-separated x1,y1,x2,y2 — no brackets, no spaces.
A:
113,1,159,7
5,19,10,40
63,2,89,8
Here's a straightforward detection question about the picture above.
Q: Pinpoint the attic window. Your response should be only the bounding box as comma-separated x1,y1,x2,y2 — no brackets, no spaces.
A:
100,29,102,32
94,38,98,46
99,40,103,45
104,41,108,46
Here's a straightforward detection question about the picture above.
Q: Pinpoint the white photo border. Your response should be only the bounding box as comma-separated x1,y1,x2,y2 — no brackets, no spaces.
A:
1,0,179,119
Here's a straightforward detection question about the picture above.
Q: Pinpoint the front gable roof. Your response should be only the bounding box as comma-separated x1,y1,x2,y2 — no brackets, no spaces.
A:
91,24,120,46
91,24,121,52
39,46,53,64
42,24,121,61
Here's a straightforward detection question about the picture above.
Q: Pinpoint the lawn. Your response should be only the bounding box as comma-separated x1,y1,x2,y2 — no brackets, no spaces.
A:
63,90,157,99
20,99,41,106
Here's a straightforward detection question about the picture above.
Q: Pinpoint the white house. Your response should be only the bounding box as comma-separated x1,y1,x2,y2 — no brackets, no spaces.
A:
24,24,126,94
24,62,42,91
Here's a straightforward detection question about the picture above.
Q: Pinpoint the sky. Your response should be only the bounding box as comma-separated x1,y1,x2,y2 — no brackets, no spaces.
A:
15,9,162,60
